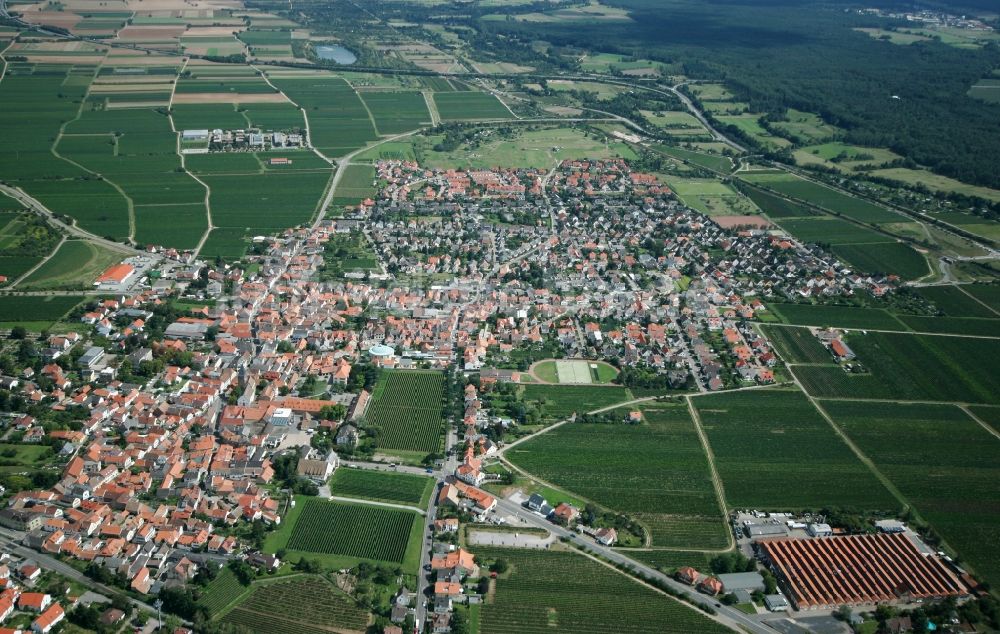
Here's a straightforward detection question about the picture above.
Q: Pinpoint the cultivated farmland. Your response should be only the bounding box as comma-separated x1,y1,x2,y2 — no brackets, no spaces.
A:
434,91,513,120
270,76,378,156
827,401,1000,590
739,172,901,223
916,285,998,318
327,468,433,507
477,547,729,634
519,384,632,422
197,567,247,615
20,240,122,290
507,403,728,548
366,371,445,455
692,389,896,510
220,576,369,634
280,498,419,567
794,331,1000,404
768,303,907,330
360,91,431,135
760,325,831,364
0,295,84,324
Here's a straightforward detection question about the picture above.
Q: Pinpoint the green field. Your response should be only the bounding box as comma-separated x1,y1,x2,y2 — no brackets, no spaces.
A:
963,284,1000,312
0,69,131,238
654,145,733,173
507,402,728,548
20,240,122,290
270,76,379,156
831,242,929,280
0,294,83,324
760,325,831,364
741,185,819,218
915,285,998,319
532,359,618,384
775,217,890,245
768,303,907,330
771,109,840,143
827,401,1000,590
360,91,431,135
664,177,759,217
433,91,514,120
477,547,729,634
197,568,247,616
366,371,445,455
519,384,632,422
793,331,1000,404
620,549,716,574
419,126,636,170
266,497,421,572
693,389,895,510
328,164,376,209
219,576,369,634
739,172,901,224
327,468,433,508
717,113,791,149
171,104,249,130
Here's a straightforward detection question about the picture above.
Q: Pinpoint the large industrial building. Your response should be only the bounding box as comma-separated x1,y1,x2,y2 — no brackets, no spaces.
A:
758,533,965,610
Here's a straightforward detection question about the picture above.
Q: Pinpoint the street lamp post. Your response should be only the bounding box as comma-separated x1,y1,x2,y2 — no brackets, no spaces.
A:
154,598,163,632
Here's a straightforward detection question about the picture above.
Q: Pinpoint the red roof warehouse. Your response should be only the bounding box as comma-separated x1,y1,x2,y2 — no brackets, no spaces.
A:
759,533,965,609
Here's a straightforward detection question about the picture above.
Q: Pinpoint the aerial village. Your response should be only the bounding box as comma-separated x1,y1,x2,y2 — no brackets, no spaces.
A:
0,156,967,634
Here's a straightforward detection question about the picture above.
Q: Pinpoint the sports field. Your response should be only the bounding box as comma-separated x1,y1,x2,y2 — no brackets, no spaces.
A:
556,359,591,384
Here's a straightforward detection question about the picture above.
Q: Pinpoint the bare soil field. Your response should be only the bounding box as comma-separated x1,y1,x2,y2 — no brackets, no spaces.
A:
712,215,773,229
172,91,289,104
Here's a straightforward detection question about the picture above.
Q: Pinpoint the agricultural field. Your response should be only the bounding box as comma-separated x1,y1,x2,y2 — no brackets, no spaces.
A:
219,576,369,634
793,142,901,172
197,568,247,616
968,78,1000,104
653,145,732,173
19,240,122,290
716,113,792,149
829,242,929,280
519,384,632,422
197,169,331,258
741,185,818,218
759,325,831,364
692,389,896,510
767,303,907,330
0,68,132,238
620,549,715,574
507,402,729,548
794,331,1000,404
418,126,636,170
963,284,1000,312
171,104,249,131
0,210,61,283
328,164,376,209
366,371,445,455
774,217,890,245
268,497,421,571
871,167,1000,204
967,406,1000,434
664,177,759,217
739,172,902,224
327,468,433,508
770,109,840,143
0,294,85,330
433,91,514,120
360,91,431,135
269,76,379,157
827,401,1000,590
915,285,998,319
477,547,729,634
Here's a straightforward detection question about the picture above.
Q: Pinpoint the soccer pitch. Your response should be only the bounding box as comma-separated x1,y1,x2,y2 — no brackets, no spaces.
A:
556,360,593,384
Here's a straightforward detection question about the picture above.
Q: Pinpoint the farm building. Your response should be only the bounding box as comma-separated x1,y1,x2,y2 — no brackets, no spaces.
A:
95,263,135,285
182,129,209,141
758,533,966,610
718,572,765,593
